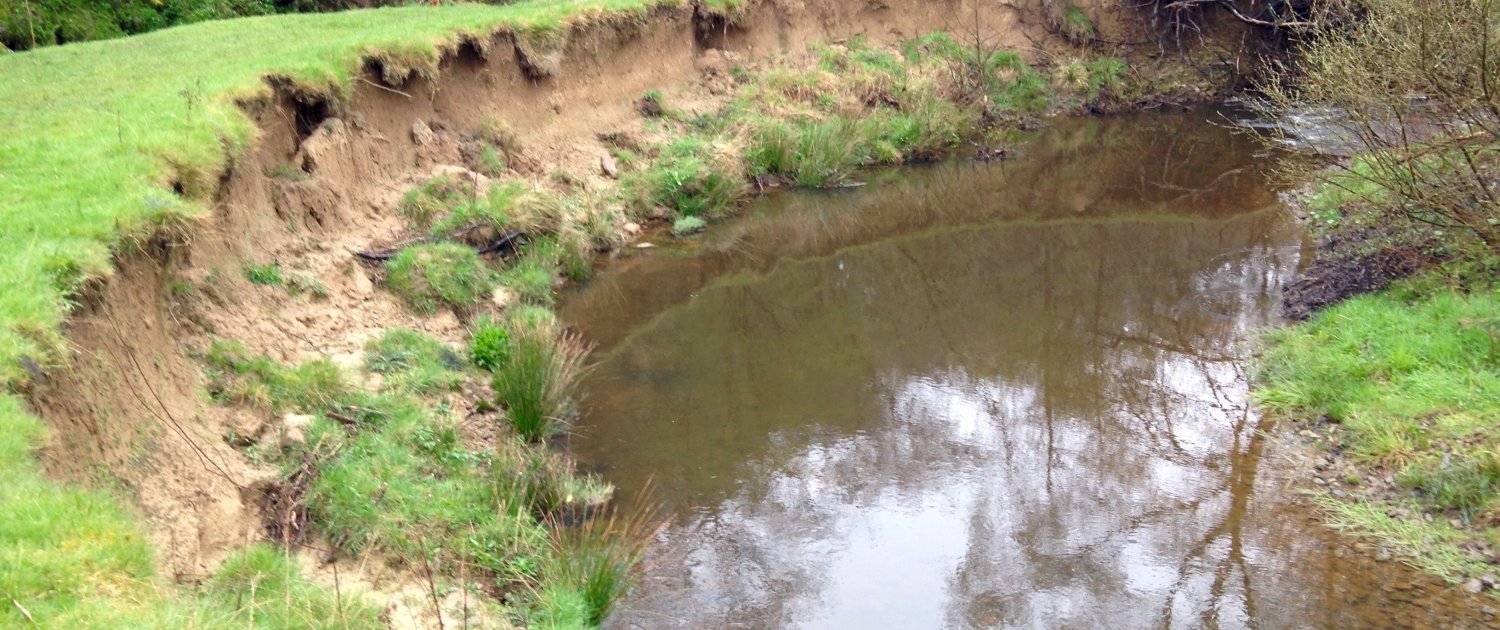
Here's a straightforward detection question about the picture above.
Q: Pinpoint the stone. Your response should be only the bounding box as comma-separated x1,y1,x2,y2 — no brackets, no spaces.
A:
600,153,619,178
623,221,641,235
491,285,516,309
280,413,315,447
411,120,436,146
634,242,656,249
1464,578,1484,594
351,267,374,296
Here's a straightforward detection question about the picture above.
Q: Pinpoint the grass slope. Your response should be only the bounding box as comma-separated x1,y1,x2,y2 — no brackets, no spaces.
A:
0,2,717,625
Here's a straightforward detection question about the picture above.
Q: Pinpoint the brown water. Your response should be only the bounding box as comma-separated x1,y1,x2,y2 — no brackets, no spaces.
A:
561,111,1497,629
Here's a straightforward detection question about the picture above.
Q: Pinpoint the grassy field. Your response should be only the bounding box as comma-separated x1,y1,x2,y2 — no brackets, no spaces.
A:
0,2,721,626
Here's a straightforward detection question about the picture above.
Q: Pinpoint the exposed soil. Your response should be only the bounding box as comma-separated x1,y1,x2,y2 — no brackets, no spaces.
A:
1280,228,1436,320
22,0,1260,617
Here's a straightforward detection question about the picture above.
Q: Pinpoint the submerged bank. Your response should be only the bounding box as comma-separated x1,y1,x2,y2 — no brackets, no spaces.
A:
1,0,1261,626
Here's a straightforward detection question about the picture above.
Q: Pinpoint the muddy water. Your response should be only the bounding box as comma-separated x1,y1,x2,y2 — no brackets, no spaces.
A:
560,111,1496,628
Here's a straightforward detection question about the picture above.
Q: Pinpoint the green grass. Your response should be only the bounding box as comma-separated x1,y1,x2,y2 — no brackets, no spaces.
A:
1257,275,1500,581
400,175,476,230
206,339,348,411
487,308,590,442
364,328,465,395
205,543,383,628
469,316,512,372
384,242,498,314
244,262,284,286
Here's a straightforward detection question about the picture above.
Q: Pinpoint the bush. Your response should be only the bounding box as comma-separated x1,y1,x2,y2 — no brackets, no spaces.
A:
384,243,496,315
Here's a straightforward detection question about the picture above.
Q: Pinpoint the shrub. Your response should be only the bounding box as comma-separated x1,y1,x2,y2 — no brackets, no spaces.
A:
384,243,497,315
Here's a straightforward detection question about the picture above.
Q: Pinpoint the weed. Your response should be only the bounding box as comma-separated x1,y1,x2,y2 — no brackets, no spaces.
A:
384,243,497,315
245,263,283,287
428,180,534,237
469,317,512,372
364,329,465,395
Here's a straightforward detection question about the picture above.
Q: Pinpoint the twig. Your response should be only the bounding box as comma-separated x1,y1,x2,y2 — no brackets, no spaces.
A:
358,76,414,99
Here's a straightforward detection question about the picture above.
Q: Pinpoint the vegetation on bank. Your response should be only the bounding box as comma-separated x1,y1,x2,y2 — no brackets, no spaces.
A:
1255,0,1500,591
0,0,1188,624
0,2,692,626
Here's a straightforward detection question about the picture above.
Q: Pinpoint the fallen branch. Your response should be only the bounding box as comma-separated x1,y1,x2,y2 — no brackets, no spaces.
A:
355,230,524,261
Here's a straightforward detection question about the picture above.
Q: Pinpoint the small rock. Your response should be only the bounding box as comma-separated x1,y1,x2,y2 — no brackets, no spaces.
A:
634,242,656,249
623,221,641,235
1331,489,1349,499
600,153,619,179
1313,477,1328,486
411,120,436,146
280,413,314,447
1451,518,1465,528
1464,578,1484,594
1376,548,1393,562
351,268,374,296
1483,573,1499,588
491,285,516,309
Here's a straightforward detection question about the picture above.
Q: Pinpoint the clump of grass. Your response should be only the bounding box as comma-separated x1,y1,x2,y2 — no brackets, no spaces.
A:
477,117,522,155
364,328,465,395
490,308,591,442
428,180,534,237
476,141,507,177
383,243,497,315
638,89,666,117
284,272,328,299
207,544,381,628
624,135,746,218
469,316,511,371
1057,5,1097,44
672,215,708,237
541,504,654,625
205,340,347,412
244,262,283,286
500,248,559,306
399,175,476,230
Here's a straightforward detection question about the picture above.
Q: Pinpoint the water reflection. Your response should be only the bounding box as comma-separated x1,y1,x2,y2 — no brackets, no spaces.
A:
561,112,1494,628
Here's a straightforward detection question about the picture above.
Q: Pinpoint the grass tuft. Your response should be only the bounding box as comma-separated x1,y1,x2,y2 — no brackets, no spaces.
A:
364,328,465,395
490,308,591,442
384,242,497,314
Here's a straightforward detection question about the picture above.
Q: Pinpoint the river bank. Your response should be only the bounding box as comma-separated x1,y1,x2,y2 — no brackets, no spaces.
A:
1,1,1262,626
